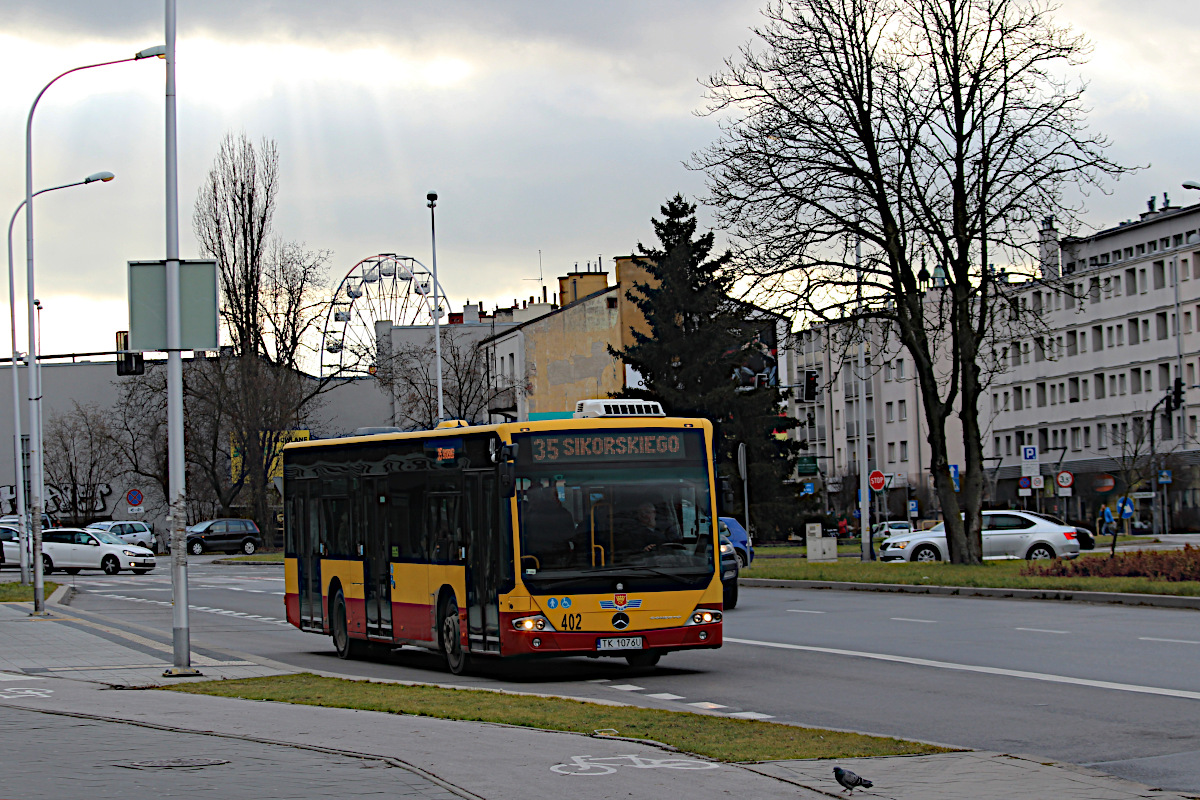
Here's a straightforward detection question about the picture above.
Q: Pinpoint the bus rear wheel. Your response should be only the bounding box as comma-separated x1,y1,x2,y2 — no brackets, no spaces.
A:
331,588,366,660
440,597,470,675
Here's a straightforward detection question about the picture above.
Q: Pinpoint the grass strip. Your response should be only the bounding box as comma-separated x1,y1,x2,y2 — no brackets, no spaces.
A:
165,673,947,762
225,553,284,562
0,581,59,602
746,557,1200,596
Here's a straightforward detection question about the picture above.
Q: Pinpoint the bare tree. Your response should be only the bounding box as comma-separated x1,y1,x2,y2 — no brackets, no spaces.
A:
379,328,513,430
192,133,332,538
43,402,118,526
696,0,1128,563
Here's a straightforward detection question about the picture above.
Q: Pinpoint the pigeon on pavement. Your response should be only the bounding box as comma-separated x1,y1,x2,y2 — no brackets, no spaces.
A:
833,766,873,793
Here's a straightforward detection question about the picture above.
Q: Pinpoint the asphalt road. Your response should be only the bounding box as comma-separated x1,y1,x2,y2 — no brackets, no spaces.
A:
58,558,1200,793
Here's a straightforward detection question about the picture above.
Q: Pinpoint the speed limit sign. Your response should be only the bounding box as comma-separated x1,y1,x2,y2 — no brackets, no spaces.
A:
1056,471,1074,489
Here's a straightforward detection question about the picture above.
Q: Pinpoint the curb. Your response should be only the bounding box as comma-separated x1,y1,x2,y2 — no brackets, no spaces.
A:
47,583,74,606
738,578,1200,610
212,559,285,567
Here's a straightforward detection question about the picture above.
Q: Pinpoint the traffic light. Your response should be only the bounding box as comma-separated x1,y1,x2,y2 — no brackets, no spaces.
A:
115,331,144,376
1173,376,1185,410
802,370,819,402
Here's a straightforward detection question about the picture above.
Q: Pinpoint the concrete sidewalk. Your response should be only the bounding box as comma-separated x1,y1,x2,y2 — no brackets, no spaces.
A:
0,597,1193,800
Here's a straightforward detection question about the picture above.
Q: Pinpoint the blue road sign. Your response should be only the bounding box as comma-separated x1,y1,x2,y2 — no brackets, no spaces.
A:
949,464,960,492
852,509,861,518
1159,470,1173,485
802,482,815,495
1117,497,1135,519
908,499,918,517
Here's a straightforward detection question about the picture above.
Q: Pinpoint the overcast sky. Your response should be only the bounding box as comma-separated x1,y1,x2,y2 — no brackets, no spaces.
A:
1,0,1197,357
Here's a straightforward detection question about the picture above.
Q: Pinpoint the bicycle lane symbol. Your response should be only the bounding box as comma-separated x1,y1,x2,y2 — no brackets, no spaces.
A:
551,754,721,776
0,687,54,700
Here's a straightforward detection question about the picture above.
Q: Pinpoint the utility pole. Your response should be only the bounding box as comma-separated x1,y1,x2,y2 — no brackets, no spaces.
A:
855,216,871,561
163,0,199,677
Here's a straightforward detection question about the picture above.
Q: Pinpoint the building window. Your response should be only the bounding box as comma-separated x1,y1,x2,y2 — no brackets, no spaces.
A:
1116,326,1124,346
1084,427,1091,449
1125,268,1137,294
1066,331,1078,356
1131,369,1142,394
1014,388,1023,411
1119,374,1126,394
1097,424,1107,449
1005,435,1012,456
887,401,895,422
1157,312,1169,340
994,437,1001,457
899,441,908,461
898,399,907,420
1159,363,1171,393
1036,382,1047,407
1154,261,1166,289
897,359,905,379
1139,268,1148,292
1186,312,1194,334
1128,319,1140,345
1094,373,1105,399
1069,377,1080,402
1106,326,1114,348
1092,326,1103,351
887,442,896,462
835,409,841,428
1071,428,1081,450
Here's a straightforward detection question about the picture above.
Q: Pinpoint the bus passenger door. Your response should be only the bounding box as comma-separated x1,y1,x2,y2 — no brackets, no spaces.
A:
467,472,501,653
299,485,323,630
364,478,393,639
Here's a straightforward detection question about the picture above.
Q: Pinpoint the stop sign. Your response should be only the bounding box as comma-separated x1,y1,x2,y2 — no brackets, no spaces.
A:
868,470,887,492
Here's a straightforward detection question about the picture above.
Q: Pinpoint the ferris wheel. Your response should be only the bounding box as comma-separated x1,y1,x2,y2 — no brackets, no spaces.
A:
319,253,448,379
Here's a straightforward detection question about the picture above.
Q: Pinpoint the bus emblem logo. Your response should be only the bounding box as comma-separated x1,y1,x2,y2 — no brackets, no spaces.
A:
600,595,642,611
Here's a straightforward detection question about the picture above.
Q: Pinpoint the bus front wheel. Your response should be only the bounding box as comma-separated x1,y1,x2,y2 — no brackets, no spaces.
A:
440,597,470,675
626,650,662,669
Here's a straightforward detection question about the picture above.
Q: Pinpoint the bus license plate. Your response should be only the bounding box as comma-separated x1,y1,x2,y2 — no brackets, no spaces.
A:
597,637,643,651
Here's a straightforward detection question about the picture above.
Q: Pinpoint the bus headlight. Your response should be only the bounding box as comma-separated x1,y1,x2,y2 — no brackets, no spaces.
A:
686,608,722,625
512,614,556,632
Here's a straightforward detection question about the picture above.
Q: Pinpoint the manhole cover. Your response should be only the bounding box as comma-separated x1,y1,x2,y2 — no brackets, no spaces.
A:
130,758,230,769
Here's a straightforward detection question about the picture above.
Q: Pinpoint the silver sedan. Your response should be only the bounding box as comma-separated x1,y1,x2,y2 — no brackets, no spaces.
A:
879,510,1080,562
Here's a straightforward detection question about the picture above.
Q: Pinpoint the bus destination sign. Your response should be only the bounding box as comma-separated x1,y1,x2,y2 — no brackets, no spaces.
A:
526,431,687,463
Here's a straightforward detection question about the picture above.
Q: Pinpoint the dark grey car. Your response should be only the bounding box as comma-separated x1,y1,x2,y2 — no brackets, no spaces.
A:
186,518,263,555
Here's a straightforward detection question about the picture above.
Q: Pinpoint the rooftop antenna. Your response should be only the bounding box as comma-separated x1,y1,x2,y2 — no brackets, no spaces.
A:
523,249,546,298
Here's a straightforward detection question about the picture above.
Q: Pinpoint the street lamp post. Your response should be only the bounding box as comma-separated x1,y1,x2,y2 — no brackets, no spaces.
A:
6,172,114,584
427,191,445,423
24,46,161,613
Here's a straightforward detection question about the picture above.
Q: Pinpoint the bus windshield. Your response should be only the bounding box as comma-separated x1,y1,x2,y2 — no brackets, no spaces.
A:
515,463,714,593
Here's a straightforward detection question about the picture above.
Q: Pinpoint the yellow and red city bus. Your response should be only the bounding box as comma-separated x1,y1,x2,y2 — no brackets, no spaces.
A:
282,408,723,673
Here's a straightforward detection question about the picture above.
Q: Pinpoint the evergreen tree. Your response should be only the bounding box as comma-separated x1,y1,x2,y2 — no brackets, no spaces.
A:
611,195,801,537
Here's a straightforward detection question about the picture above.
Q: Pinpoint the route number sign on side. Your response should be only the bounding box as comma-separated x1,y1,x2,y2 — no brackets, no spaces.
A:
868,470,887,492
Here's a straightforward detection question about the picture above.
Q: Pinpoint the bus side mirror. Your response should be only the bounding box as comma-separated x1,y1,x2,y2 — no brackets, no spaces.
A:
500,462,516,498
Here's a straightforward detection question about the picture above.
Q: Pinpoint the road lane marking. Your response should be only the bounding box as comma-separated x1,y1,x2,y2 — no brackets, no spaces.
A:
98,594,291,626
725,636,1200,701
688,701,727,709
728,711,774,720
891,618,937,623
787,609,826,614
646,692,685,700
0,672,42,682
610,684,645,691
1139,637,1200,645
1016,627,1069,634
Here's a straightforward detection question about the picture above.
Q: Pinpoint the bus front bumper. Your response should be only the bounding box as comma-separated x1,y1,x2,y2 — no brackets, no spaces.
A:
500,621,722,656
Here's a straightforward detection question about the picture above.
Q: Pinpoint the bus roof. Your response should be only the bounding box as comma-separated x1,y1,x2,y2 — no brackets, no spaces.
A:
283,416,713,451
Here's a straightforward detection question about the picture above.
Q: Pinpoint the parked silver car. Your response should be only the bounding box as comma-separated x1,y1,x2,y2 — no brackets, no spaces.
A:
879,510,1080,562
86,520,157,551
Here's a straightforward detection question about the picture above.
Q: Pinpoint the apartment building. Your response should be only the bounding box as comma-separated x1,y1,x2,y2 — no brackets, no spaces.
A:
988,198,1200,526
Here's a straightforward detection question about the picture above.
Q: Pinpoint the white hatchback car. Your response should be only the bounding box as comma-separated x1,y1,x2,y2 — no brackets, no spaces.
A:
41,528,156,575
86,520,157,551
879,510,1080,562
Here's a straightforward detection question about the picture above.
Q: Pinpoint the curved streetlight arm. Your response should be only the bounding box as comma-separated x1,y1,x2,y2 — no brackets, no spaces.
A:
25,47,159,612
